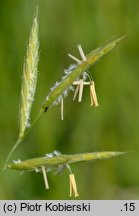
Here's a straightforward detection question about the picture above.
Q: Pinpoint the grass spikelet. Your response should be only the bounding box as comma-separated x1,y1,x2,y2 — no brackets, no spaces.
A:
5,9,39,166
43,36,125,110
6,151,126,196
7,151,126,171
19,9,39,138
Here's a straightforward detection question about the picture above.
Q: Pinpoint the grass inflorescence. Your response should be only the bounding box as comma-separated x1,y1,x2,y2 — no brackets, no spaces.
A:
4,8,126,197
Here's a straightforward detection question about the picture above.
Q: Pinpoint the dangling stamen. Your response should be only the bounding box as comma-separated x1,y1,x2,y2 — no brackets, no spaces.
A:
66,164,79,197
90,89,94,106
69,173,79,197
78,80,84,102
90,81,99,107
68,54,82,64
77,44,87,62
61,97,64,120
42,166,49,189
73,80,90,102
69,45,99,107
73,85,80,101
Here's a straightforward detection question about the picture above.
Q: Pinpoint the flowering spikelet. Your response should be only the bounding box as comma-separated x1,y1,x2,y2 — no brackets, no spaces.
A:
7,151,126,195
19,9,39,138
43,36,125,111
7,151,125,171
4,9,39,167
48,45,93,108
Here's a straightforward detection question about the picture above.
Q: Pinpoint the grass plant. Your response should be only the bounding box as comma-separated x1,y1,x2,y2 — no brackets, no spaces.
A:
5,9,125,197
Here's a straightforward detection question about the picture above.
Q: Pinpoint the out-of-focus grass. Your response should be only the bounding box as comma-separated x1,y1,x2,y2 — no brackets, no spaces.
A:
0,0,139,199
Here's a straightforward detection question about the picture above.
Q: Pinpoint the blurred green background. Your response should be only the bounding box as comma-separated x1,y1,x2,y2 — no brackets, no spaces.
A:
0,0,139,199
